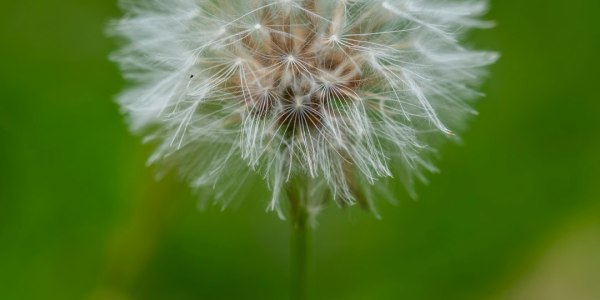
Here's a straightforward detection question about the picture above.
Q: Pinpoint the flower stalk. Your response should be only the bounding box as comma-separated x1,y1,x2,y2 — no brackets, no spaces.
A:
287,181,309,300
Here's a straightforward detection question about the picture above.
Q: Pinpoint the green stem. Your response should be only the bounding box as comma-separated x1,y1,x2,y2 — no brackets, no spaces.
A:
288,184,309,300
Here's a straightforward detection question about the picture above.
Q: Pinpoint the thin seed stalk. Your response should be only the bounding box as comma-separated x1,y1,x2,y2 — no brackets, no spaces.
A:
287,181,309,300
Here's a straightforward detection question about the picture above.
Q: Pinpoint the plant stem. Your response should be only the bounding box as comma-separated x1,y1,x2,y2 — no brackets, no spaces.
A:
288,183,309,300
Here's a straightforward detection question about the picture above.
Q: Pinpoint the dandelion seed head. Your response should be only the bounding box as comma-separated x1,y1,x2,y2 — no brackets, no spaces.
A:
110,0,497,217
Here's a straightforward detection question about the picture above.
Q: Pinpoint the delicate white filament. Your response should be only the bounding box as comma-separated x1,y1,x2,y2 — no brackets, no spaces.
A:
110,0,497,217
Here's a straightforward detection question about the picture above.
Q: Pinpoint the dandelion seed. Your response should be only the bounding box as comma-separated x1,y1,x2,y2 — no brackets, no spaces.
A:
110,0,497,218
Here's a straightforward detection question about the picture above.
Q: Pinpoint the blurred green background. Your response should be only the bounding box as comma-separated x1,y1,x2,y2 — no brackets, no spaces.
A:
1,0,599,299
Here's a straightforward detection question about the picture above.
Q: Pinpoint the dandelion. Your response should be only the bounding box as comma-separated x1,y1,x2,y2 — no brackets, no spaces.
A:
110,0,497,219
111,0,496,298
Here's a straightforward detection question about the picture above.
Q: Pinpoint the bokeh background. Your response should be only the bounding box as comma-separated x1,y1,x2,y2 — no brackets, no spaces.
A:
1,0,599,299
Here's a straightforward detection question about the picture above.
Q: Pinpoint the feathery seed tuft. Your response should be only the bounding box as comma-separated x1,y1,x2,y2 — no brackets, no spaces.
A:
111,0,498,217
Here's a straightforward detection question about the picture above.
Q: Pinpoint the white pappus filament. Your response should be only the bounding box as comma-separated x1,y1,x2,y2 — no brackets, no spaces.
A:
110,0,498,218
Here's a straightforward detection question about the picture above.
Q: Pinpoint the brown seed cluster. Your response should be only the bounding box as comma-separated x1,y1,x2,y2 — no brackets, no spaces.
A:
221,1,367,133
